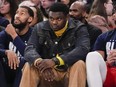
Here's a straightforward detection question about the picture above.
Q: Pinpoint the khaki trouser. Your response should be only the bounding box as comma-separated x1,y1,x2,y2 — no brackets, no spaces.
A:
19,60,86,87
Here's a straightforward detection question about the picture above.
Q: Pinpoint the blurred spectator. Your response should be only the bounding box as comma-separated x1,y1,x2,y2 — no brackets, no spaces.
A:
69,1,102,50
60,0,77,7
30,0,41,7
40,0,56,20
107,15,116,29
0,0,18,23
107,4,116,29
88,0,113,33
112,11,116,28
30,6,43,27
0,0,9,28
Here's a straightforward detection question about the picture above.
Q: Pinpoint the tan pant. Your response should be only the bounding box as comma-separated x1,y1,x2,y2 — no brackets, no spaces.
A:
19,60,86,87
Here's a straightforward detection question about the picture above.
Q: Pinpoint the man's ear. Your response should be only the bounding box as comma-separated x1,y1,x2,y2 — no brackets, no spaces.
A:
82,11,86,17
28,17,33,23
104,3,107,9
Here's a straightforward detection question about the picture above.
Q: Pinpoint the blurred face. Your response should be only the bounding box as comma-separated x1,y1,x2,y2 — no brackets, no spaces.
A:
13,7,33,30
0,0,3,7
60,0,70,5
31,0,40,6
69,3,84,20
49,11,68,31
104,0,113,16
113,12,116,23
0,0,10,15
40,0,55,9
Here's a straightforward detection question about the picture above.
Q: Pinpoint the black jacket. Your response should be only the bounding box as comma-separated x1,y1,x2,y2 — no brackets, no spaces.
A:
73,19,102,51
24,18,90,67
86,23,102,51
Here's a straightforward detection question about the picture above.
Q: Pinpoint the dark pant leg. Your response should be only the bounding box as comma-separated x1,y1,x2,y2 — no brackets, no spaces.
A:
13,58,26,87
0,61,7,87
2,59,16,87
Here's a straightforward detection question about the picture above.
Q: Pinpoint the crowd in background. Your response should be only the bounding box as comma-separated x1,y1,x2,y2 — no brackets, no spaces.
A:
0,0,116,87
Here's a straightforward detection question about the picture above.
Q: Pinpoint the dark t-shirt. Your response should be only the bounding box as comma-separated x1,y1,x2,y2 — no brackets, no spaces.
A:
93,29,116,60
0,28,32,58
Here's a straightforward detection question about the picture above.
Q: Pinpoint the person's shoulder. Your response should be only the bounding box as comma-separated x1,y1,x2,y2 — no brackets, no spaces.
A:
33,20,50,32
87,23,102,33
36,20,49,28
0,17,9,27
98,29,116,40
102,29,116,36
69,18,85,29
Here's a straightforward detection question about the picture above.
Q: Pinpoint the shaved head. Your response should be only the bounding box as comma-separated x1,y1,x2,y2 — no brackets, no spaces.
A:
69,1,86,20
71,1,86,12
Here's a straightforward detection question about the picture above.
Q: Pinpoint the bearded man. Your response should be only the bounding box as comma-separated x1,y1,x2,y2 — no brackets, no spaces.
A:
0,6,34,87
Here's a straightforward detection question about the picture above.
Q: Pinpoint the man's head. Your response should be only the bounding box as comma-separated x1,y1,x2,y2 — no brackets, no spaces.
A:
40,0,56,9
12,6,34,31
48,2,69,31
69,1,86,20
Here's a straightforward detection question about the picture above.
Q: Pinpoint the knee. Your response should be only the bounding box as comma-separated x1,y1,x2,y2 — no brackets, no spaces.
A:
86,51,104,68
86,51,102,63
23,62,38,72
21,62,30,72
23,62,30,68
73,60,85,69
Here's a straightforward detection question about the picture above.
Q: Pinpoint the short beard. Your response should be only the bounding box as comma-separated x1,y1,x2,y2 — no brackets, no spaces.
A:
12,21,27,31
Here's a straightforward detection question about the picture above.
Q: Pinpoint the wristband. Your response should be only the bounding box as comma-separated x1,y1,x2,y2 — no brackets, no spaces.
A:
52,57,60,65
56,54,65,66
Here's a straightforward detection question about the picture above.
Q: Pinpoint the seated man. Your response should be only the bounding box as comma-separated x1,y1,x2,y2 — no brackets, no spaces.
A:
86,24,116,86
69,1,102,51
20,2,90,87
0,6,34,87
